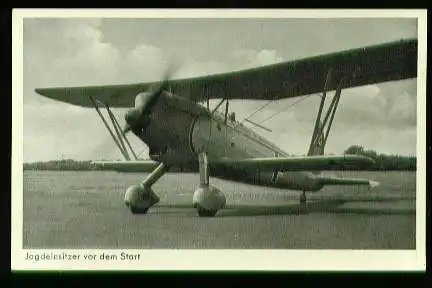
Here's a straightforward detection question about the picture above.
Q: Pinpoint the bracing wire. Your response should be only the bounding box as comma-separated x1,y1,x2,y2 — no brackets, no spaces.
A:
239,99,275,125
239,72,317,126
256,93,317,126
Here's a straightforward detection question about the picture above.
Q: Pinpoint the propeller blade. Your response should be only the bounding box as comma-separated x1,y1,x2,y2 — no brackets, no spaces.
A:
141,62,178,114
124,57,182,134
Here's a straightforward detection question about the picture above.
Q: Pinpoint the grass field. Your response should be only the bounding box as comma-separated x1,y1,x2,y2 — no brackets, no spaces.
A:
22,170,416,249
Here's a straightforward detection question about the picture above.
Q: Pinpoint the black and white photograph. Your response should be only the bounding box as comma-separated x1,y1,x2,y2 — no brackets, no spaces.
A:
12,9,427,271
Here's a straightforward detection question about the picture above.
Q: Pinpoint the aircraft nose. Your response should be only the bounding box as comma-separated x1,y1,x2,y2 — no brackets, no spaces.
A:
124,107,142,128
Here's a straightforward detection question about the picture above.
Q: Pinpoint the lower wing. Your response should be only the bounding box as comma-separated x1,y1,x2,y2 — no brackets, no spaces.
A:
91,160,160,173
91,155,379,188
92,155,375,173
213,155,375,172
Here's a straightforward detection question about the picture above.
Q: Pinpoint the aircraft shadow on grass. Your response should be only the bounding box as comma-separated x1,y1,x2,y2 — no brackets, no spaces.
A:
152,198,415,217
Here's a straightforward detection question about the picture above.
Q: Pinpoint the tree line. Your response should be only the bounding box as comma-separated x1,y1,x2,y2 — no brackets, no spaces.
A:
23,145,416,172
343,145,416,171
23,159,97,171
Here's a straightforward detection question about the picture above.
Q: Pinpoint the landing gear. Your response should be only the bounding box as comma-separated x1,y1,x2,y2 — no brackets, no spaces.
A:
298,191,309,214
300,191,307,204
192,152,226,217
124,163,168,215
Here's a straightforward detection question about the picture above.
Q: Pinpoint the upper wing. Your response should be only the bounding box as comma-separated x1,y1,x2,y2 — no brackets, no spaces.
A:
212,155,375,172
35,39,417,108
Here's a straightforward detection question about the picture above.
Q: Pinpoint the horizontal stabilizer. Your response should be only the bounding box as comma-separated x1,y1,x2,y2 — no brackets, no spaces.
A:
91,160,160,173
212,155,375,172
316,176,380,189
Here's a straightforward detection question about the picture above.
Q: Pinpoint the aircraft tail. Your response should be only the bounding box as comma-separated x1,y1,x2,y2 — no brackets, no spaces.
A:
307,116,379,188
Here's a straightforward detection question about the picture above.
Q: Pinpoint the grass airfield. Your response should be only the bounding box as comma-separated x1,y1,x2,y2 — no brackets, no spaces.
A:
23,170,416,249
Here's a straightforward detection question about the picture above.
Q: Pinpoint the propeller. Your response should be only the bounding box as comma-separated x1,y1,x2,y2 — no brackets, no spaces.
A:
89,58,182,160
122,61,179,136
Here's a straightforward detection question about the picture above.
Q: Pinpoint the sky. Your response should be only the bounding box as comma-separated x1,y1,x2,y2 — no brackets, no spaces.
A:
22,17,418,162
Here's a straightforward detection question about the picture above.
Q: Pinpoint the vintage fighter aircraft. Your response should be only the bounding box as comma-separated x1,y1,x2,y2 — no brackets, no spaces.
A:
35,39,418,217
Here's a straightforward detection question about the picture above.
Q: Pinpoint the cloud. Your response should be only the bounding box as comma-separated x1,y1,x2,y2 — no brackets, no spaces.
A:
333,81,417,129
229,49,283,70
24,19,121,86
387,92,416,126
122,44,184,82
26,19,286,87
57,31,120,79
173,61,230,79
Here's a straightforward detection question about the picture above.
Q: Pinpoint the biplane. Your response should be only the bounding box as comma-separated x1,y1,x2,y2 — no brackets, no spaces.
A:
35,38,418,217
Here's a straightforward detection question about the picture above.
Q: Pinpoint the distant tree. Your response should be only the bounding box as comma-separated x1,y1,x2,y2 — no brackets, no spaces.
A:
343,145,415,171
362,149,378,160
344,145,365,155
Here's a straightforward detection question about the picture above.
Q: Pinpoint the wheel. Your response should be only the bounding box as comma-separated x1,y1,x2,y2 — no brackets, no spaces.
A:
125,184,159,215
197,206,217,217
130,206,149,215
193,186,226,218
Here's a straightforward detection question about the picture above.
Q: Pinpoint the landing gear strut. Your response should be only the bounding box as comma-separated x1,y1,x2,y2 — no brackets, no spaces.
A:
124,163,168,215
300,191,307,204
192,152,226,217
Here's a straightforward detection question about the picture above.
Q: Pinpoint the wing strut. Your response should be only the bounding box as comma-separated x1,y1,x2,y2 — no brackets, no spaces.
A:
105,104,139,160
89,96,138,161
211,98,226,114
224,98,229,125
307,68,345,156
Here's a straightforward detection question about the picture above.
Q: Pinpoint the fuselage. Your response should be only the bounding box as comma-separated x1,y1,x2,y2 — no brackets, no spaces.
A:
136,92,323,192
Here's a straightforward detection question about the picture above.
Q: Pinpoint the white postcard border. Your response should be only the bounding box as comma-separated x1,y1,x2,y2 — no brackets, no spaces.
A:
11,9,427,271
